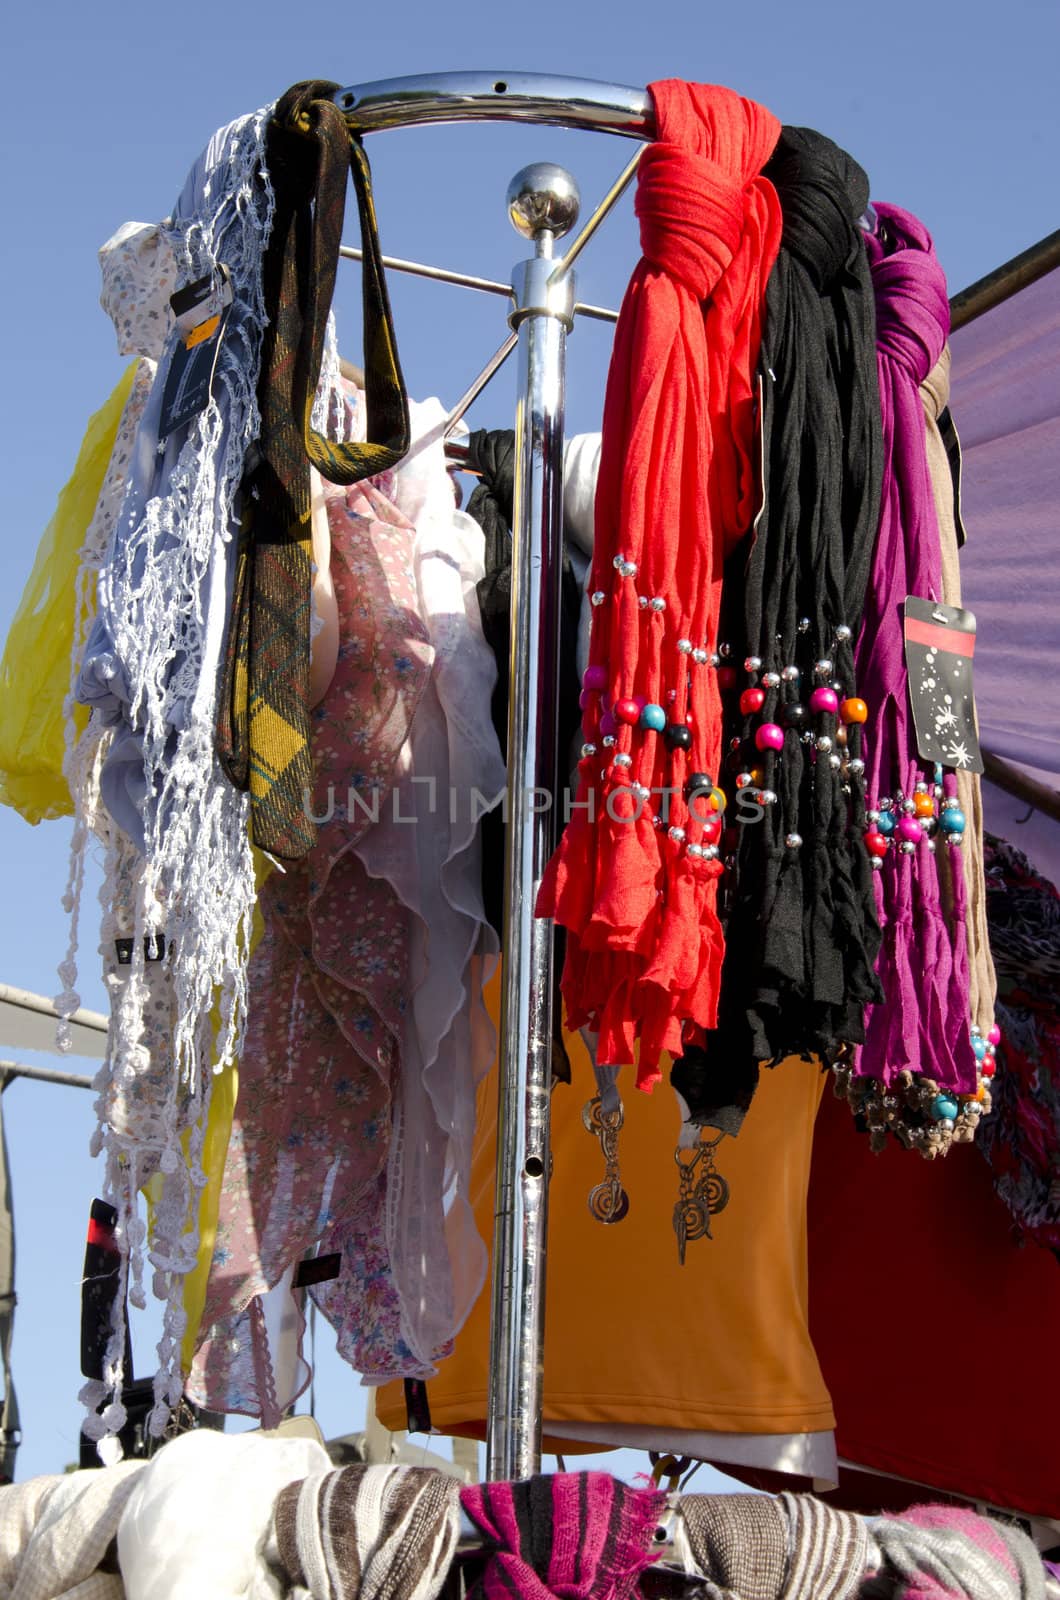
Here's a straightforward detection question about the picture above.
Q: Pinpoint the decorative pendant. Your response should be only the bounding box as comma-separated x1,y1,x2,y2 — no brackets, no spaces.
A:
672,1130,730,1264
583,1095,630,1224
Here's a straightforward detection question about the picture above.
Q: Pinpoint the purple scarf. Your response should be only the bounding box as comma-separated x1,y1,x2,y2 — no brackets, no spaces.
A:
854,204,976,1096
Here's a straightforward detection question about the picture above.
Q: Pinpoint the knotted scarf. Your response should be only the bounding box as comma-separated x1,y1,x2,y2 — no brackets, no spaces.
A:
217,79,410,859
273,1465,462,1600
680,1491,870,1600
864,1504,1046,1600
460,1473,664,1600
676,127,883,1123
537,80,783,1083
854,205,977,1102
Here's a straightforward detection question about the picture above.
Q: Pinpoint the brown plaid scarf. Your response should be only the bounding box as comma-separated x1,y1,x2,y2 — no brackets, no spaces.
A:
217,78,409,858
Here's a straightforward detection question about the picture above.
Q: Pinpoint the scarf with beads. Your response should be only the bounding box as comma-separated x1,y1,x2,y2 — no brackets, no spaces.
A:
840,203,979,1150
674,127,883,1123
536,79,782,1083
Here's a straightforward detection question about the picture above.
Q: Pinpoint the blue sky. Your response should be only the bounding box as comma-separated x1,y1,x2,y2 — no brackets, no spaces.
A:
1,0,1057,1483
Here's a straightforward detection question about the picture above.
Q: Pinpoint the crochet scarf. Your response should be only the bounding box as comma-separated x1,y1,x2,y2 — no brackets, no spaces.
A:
675,126,883,1124
841,204,979,1152
217,79,410,859
537,79,783,1083
461,1473,664,1600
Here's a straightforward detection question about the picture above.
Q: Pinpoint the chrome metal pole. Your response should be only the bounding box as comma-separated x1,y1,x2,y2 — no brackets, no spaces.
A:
485,164,579,1483
334,72,653,139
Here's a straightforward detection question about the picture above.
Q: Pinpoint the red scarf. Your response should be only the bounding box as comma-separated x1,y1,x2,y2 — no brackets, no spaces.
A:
537,81,782,1083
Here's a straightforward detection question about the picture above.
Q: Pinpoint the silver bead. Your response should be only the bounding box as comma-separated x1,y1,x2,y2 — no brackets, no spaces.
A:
835,623,852,643
744,655,763,673
785,832,803,849
612,554,625,571
687,842,704,859
829,753,842,770
939,1117,955,1133
781,664,800,682
947,835,964,848
848,758,865,777
650,596,666,612
760,789,777,805
902,797,916,814
668,826,686,843
926,838,937,853
614,752,632,769
798,617,811,634
719,642,732,658
602,735,616,748
638,594,648,609
631,782,651,801
880,798,894,812
970,1024,982,1036
621,560,638,579
867,809,880,823
899,840,917,855
814,657,833,677
507,163,581,240
870,857,883,871
801,731,814,744
676,638,693,655
709,652,720,668
915,780,929,793
762,671,781,689
816,735,833,753
735,772,753,789
693,648,709,665
703,843,720,860
591,590,606,607
581,742,597,758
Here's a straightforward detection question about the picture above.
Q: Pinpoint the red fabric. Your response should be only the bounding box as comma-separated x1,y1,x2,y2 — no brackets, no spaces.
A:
536,81,782,1083
809,1082,1060,1518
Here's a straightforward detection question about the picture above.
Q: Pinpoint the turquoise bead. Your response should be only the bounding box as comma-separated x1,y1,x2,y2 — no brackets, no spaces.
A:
940,808,966,834
972,1036,987,1061
932,1094,960,1121
876,810,896,836
640,703,666,732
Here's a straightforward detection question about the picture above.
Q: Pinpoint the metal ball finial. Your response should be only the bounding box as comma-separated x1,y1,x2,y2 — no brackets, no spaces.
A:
506,163,581,241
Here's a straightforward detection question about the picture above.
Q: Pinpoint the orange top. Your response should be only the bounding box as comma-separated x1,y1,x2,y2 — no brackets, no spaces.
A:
377,969,834,1451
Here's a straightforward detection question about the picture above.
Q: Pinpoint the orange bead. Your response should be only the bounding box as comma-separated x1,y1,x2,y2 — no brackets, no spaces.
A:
840,697,868,724
913,793,934,818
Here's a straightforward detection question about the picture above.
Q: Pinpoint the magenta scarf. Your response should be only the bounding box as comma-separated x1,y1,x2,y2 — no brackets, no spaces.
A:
854,203,976,1096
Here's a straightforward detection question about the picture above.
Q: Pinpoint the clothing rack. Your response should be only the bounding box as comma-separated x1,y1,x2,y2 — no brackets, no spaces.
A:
335,72,655,1486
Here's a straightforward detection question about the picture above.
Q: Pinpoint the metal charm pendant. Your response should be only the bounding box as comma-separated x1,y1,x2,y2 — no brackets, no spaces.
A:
672,1131,730,1264
583,1095,629,1225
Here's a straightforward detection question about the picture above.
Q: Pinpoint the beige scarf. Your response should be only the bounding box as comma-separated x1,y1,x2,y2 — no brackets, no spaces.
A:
920,346,997,1034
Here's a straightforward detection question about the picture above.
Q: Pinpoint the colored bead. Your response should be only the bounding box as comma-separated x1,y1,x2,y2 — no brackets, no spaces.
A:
939,808,966,835
701,814,722,845
614,698,640,726
932,1094,960,1122
685,771,714,797
755,723,785,752
717,665,739,690
664,723,693,753
782,703,807,729
599,712,617,738
864,829,889,859
744,655,763,673
898,815,923,844
583,664,607,692
591,590,606,607
981,1055,997,1079
711,787,727,812
972,1036,987,1061
740,687,766,714
914,792,934,818
639,703,666,732
876,809,896,836
988,1024,1001,1047
786,832,803,849
578,689,592,710
840,697,868,724
810,686,839,714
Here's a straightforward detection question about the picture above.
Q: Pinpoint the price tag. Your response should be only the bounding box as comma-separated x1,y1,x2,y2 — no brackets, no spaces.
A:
904,596,983,773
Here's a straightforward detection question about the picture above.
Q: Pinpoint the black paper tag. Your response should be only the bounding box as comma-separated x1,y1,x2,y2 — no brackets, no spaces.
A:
158,268,232,441
904,596,983,773
293,1252,341,1288
404,1377,433,1434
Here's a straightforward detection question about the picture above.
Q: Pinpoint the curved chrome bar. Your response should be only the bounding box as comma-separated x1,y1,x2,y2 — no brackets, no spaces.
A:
333,71,654,139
